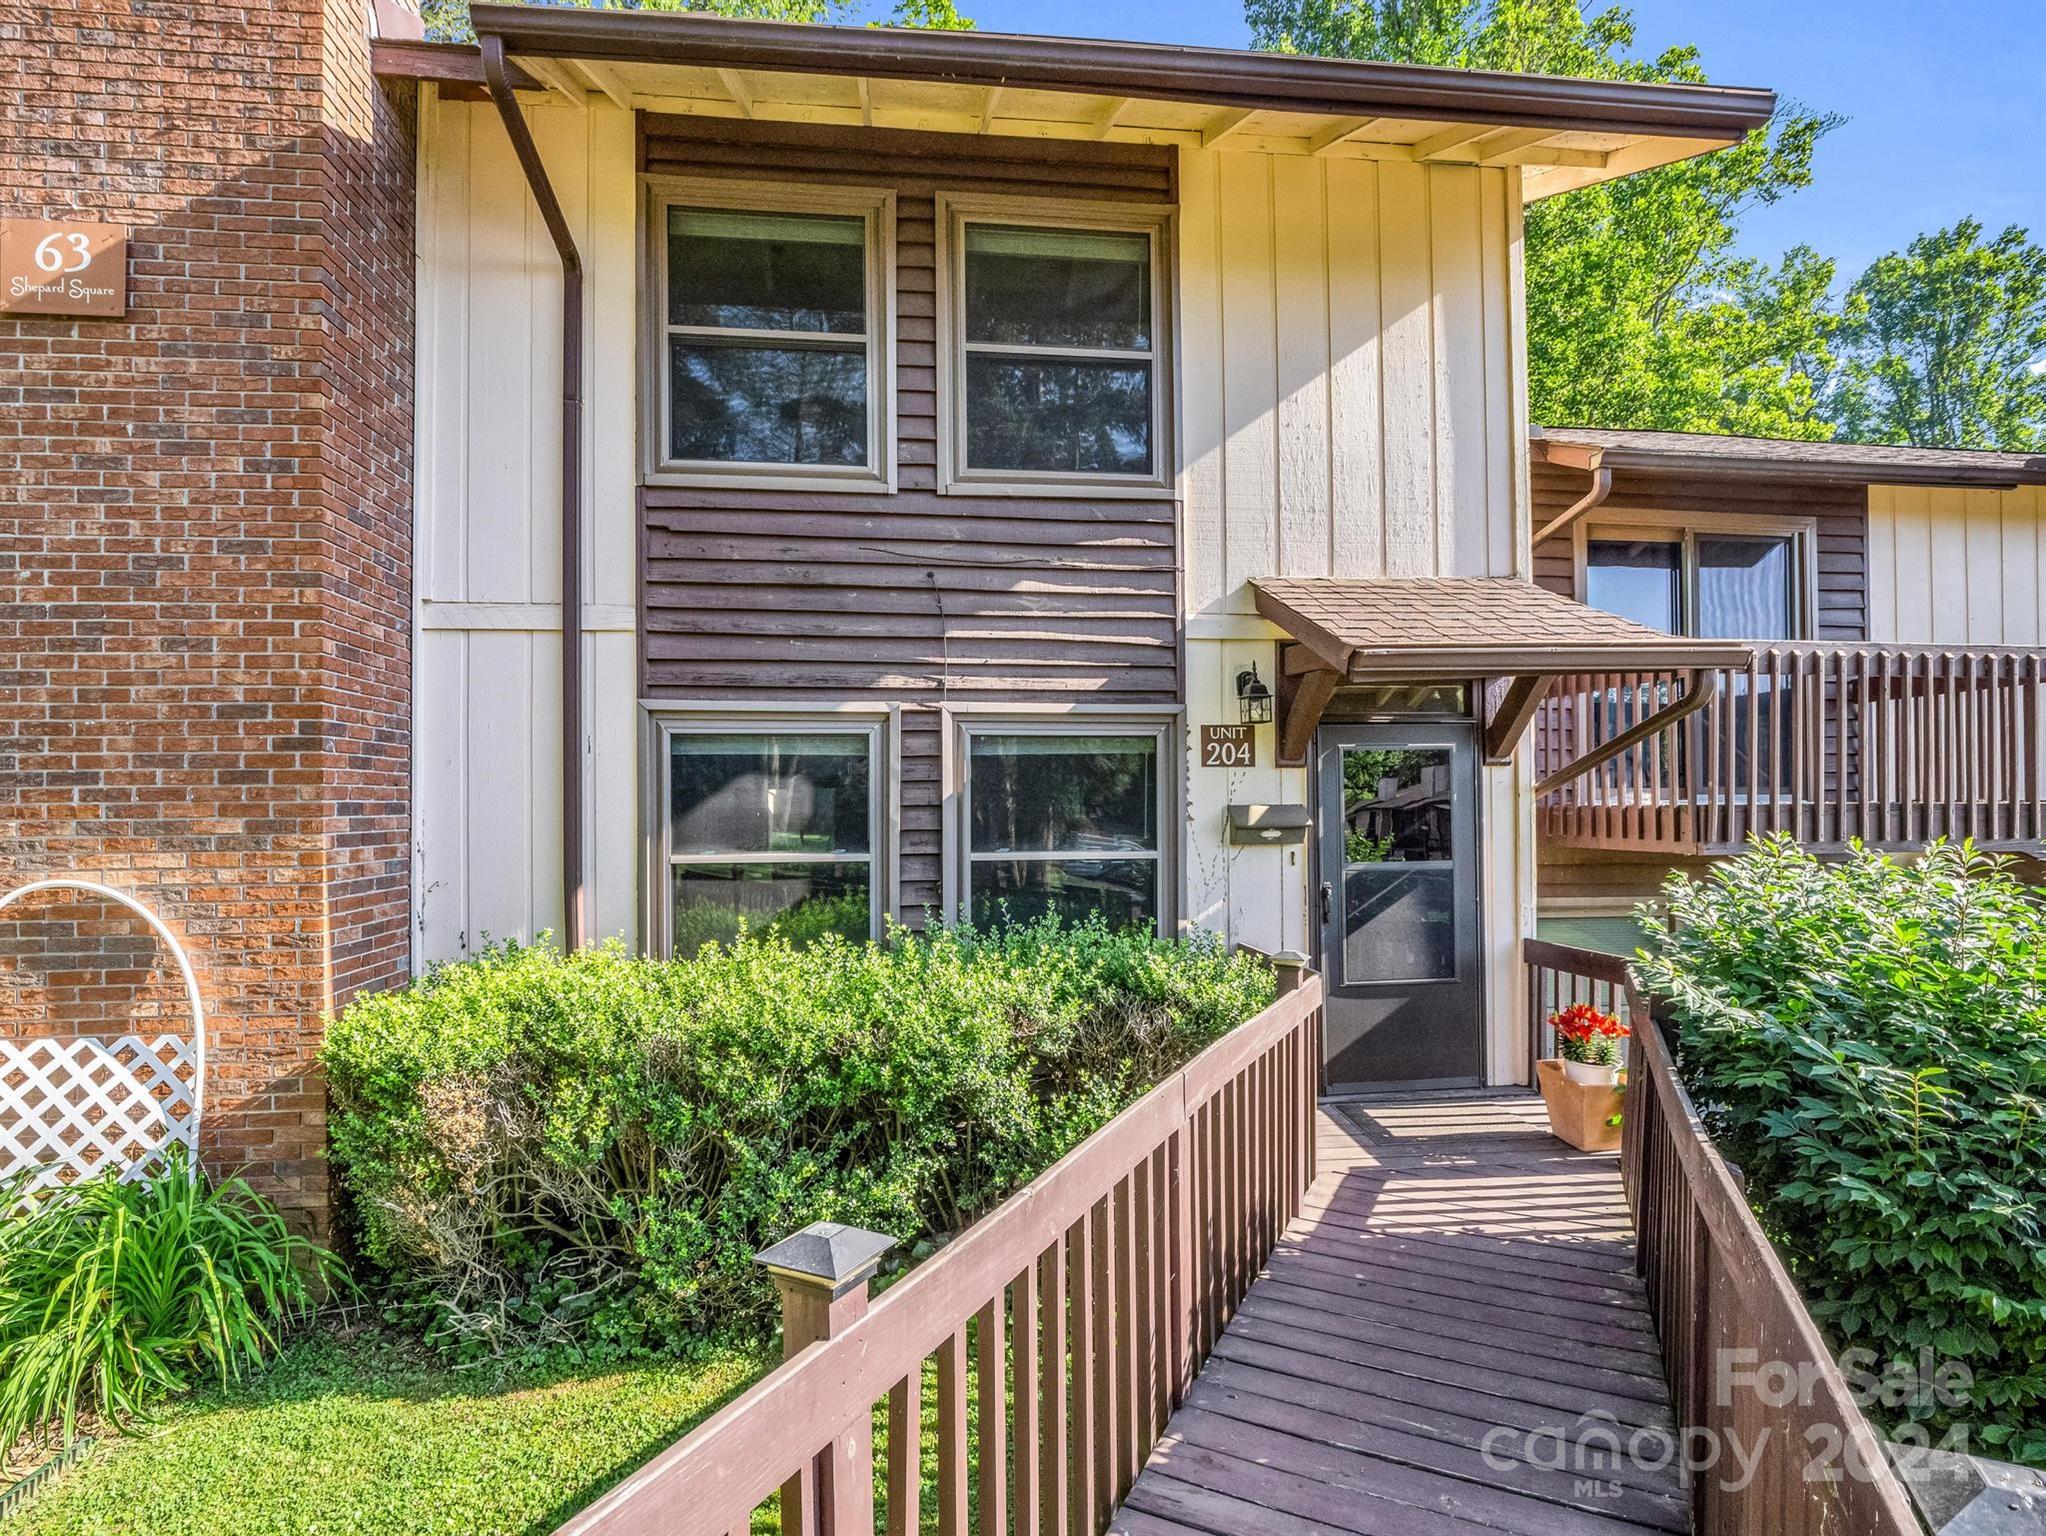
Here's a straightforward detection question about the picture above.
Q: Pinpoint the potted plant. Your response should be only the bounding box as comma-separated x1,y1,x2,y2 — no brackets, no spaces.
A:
1553,1002,1628,1086
1536,1003,1630,1152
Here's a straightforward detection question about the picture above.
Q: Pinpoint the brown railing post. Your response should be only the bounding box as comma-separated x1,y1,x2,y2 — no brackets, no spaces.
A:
756,1223,897,1536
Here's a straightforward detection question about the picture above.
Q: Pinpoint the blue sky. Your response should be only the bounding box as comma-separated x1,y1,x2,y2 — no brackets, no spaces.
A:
961,0,2046,282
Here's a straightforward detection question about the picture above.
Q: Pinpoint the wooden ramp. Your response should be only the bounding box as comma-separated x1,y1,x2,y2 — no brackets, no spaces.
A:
1111,1091,1686,1536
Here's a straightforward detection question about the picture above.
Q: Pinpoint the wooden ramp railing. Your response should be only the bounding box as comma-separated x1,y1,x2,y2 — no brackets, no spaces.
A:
1532,942,1921,1535
557,973,1324,1536
1536,643,2046,853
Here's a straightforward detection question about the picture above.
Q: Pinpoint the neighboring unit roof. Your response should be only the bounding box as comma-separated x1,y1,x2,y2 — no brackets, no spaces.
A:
1251,577,1751,680
379,8,1777,202
1533,426,2046,488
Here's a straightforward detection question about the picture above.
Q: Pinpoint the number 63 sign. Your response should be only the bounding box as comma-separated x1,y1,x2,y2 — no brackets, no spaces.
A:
1,219,127,318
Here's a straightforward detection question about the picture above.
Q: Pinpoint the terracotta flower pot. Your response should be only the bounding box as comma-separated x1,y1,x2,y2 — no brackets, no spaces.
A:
1536,1058,1625,1152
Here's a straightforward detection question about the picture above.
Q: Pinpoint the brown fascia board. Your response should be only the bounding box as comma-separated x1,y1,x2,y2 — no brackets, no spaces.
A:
461,4,1776,139
1532,438,2046,490
372,37,536,91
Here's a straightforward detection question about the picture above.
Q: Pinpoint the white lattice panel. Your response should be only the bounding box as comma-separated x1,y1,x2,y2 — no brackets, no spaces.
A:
1,1033,200,1194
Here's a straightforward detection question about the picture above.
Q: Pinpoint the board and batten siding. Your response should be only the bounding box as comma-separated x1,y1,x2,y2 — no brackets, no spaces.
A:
638,117,1181,918
1176,148,1534,1082
1868,483,2046,645
412,90,640,964
1531,462,1870,642
1179,150,1528,613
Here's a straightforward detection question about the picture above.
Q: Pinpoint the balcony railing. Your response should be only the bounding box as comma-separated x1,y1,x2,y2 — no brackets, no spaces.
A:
1535,643,2046,854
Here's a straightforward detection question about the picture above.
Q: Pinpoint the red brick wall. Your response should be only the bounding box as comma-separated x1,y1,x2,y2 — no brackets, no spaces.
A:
0,3,417,1228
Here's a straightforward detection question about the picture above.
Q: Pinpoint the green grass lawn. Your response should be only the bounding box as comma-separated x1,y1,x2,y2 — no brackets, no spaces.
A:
8,1328,772,1536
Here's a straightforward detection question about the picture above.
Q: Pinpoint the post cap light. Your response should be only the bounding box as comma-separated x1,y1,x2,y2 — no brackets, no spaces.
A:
1236,663,1274,726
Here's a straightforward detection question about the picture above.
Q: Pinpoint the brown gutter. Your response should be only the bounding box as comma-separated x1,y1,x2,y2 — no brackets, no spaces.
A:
1531,449,1611,546
466,3,1776,139
1532,669,1721,798
1533,436,2046,489
480,34,588,951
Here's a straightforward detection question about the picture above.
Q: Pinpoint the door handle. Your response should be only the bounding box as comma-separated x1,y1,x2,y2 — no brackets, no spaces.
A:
1319,882,1332,925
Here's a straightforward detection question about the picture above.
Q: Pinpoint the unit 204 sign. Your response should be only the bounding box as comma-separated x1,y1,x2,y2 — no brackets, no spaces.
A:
1,219,127,318
1200,724,1256,768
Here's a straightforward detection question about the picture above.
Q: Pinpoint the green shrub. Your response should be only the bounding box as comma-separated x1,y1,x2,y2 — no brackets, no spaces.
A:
1633,837,2046,1462
0,1151,342,1455
323,919,1272,1360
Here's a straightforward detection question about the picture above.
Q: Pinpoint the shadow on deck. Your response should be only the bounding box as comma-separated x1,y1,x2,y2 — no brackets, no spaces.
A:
1112,1091,1684,1536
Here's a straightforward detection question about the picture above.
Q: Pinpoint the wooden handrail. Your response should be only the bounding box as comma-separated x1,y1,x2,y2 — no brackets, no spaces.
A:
558,975,1325,1536
1529,942,1921,1534
1533,643,2046,854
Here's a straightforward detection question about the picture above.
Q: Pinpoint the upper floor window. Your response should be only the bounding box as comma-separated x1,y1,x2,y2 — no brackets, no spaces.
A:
648,182,893,490
1584,523,1807,640
940,198,1171,496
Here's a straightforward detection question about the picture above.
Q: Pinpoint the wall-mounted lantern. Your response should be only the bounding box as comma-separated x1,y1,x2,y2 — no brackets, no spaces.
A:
1235,663,1274,726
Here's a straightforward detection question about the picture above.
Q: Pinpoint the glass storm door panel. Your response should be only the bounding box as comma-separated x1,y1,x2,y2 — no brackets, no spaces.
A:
1315,725,1483,1089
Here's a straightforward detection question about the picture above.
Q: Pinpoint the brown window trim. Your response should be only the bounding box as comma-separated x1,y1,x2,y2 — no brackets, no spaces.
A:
641,701,904,954
934,192,1176,501
1573,508,1819,641
641,176,898,494
939,703,1184,935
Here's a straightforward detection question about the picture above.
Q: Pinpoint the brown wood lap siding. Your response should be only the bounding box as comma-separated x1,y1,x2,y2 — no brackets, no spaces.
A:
638,117,1180,918
1532,461,1869,642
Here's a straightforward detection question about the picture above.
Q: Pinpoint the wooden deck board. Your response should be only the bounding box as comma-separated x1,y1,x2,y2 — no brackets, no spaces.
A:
1110,1091,1680,1536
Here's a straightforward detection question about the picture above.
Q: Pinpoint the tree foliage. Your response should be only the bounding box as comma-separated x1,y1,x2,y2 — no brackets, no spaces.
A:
1829,220,2046,452
1246,0,1842,438
422,0,970,46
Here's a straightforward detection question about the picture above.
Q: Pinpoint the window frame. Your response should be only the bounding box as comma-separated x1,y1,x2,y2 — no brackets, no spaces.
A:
642,177,897,493
642,703,901,956
943,705,1182,935
935,193,1175,499
1574,509,1818,640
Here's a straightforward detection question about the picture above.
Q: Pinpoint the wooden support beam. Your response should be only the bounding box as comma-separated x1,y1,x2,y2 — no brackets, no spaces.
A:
1534,669,1719,797
1483,674,1554,764
570,59,634,113
1278,667,1340,768
978,86,1003,133
1475,127,1562,164
1281,641,1339,677
856,76,873,127
717,68,755,118
520,55,590,110
1091,96,1132,138
1201,106,1254,146
1411,122,1490,161
1307,116,1383,155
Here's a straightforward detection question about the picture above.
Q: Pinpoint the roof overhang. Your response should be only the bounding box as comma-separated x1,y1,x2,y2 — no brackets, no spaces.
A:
377,9,1776,202
1252,577,1749,681
1249,577,1749,775
1532,429,2046,490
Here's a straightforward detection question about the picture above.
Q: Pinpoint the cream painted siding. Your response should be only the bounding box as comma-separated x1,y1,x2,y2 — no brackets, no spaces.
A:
1176,146,1534,1082
412,88,639,965
1867,484,2046,645
1179,149,1528,614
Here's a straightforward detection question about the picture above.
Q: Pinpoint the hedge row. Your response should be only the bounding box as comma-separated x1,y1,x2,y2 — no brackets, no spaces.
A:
323,920,1273,1360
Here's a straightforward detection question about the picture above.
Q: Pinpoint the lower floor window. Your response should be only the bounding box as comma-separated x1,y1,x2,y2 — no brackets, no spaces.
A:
964,730,1162,931
666,728,877,952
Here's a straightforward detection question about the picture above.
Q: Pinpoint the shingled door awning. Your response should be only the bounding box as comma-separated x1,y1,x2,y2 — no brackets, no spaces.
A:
1250,577,1753,783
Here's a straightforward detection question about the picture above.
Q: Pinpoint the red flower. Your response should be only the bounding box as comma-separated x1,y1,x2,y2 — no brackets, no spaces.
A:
1548,1003,1629,1044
